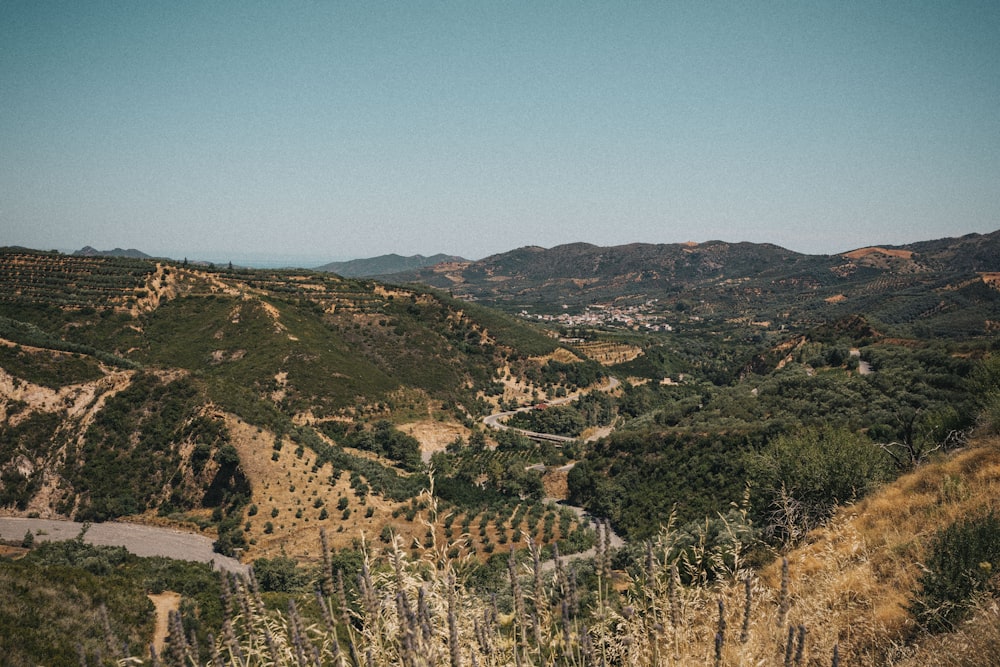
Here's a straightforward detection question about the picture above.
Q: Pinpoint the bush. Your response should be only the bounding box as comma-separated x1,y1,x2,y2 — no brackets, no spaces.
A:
911,512,1000,632
252,556,308,592
745,427,893,544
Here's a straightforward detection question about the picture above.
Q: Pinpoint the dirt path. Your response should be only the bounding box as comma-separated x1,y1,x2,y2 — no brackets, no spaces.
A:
0,517,248,574
538,495,625,573
850,348,873,375
148,591,181,653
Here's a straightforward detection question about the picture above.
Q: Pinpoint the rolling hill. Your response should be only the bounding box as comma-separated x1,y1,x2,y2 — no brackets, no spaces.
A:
314,252,466,277
0,247,600,563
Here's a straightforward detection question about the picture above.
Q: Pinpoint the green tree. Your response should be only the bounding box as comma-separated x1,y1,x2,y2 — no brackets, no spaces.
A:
252,556,307,592
911,512,1000,632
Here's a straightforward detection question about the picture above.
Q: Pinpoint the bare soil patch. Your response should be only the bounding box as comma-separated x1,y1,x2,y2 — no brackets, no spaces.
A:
399,419,470,463
542,469,569,500
843,247,914,260
980,272,1000,287
148,591,181,654
574,340,643,366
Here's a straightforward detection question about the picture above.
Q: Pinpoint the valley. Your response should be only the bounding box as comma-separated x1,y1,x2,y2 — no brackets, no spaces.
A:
1,234,999,665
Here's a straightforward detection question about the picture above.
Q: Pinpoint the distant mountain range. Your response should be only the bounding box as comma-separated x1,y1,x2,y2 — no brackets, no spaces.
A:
74,246,152,259
381,231,1000,338
314,253,466,277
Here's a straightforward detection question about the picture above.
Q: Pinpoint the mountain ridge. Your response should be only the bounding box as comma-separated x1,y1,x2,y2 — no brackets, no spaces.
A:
3,233,1000,665
73,246,152,259
378,230,1000,338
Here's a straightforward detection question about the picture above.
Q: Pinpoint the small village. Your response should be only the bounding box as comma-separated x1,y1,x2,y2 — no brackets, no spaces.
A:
519,300,675,332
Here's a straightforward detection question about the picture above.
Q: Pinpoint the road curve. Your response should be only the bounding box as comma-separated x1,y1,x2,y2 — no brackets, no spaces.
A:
0,517,248,574
483,377,620,443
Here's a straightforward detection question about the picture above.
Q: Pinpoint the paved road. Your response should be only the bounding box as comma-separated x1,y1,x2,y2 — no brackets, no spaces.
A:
0,517,248,574
538,492,626,573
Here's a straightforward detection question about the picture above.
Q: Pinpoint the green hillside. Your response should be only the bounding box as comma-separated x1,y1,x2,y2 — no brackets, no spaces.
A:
0,248,585,559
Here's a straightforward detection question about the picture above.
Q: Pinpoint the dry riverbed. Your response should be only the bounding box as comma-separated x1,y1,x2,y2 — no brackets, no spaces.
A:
0,517,247,574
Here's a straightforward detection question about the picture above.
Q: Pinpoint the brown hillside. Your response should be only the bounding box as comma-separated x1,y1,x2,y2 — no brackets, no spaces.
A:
758,434,1000,664
981,272,1000,287
843,247,915,260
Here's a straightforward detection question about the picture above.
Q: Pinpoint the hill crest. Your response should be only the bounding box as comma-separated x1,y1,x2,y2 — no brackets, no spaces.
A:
315,252,466,277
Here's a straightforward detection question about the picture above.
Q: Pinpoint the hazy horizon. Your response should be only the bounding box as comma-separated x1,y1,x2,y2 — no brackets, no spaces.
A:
4,2,998,260
41,223,993,272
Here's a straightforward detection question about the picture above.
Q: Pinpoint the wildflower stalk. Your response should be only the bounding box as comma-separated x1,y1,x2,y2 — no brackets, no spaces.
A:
339,568,362,666
777,557,790,629
99,604,120,662
447,571,462,667
739,575,752,644
508,547,526,667
716,597,726,661
794,625,806,666
314,586,343,667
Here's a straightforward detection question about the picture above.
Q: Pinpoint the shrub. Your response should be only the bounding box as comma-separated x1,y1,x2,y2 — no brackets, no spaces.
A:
252,556,308,593
745,427,892,544
911,512,1000,632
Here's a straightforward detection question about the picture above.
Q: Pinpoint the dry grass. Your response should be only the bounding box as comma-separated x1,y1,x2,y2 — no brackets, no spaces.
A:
148,434,1000,665
750,434,1000,665
895,597,1000,666
225,415,417,560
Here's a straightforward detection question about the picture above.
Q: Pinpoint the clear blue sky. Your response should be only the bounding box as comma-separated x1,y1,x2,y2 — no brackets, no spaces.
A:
2,1,998,264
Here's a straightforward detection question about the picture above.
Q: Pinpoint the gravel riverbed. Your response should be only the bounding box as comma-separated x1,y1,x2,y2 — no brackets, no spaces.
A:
0,517,247,574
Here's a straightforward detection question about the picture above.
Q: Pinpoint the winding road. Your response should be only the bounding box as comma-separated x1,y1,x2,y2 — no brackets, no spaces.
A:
483,377,627,566
0,380,624,576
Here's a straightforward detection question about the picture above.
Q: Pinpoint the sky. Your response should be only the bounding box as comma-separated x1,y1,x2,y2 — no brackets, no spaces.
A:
2,1,998,265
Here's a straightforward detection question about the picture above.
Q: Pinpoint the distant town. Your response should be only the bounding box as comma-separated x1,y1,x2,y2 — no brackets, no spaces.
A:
519,300,675,332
